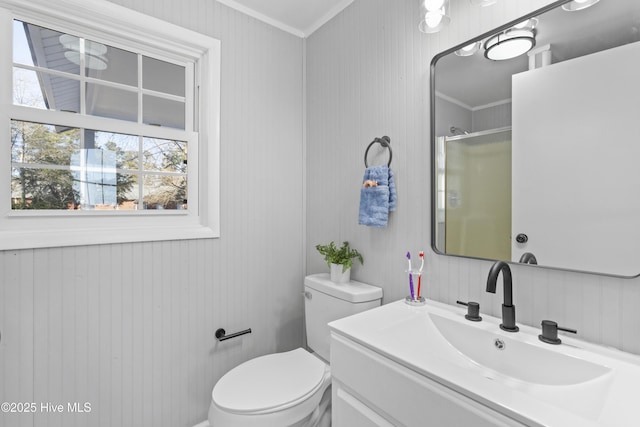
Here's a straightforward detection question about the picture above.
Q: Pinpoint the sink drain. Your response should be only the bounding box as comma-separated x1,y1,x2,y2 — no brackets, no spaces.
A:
494,338,505,350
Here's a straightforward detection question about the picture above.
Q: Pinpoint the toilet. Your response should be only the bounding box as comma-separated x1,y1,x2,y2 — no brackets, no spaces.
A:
208,273,383,427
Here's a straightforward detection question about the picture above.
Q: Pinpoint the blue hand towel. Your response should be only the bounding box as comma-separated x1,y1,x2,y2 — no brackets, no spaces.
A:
359,165,397,227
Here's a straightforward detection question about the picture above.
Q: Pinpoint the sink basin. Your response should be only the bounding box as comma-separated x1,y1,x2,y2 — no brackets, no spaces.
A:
429,312,611,386
329,299,640,426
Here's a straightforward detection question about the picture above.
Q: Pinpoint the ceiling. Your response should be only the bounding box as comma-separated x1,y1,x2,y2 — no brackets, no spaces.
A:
216,0,354,37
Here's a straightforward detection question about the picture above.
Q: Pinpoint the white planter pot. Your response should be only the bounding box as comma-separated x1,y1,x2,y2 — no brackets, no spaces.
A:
330,263,351,283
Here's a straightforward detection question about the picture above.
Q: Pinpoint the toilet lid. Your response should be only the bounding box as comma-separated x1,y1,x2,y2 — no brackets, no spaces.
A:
212,348,328,414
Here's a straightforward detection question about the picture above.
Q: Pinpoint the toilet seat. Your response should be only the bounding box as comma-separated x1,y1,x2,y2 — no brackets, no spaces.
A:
212,348,329,415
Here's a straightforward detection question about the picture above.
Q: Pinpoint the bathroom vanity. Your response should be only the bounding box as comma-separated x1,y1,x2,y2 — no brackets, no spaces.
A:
329,300,640,426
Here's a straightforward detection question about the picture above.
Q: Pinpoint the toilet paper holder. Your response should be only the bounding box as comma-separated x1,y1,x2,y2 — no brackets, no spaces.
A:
215,327,252,341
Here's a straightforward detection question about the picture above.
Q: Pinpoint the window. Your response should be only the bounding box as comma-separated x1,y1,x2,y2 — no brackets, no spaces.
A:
0,0,221,249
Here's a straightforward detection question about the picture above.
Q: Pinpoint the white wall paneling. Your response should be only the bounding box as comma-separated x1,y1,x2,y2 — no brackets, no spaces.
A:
306,0,429,305
0,0,304,426
1,250,35,427
472,101,511,133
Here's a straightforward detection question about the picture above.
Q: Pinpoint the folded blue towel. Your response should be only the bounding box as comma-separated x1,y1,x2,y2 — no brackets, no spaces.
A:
359,165,397,227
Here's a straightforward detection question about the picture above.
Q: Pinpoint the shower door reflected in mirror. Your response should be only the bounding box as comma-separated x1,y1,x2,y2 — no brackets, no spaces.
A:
437,128,511,261
431,0,640,277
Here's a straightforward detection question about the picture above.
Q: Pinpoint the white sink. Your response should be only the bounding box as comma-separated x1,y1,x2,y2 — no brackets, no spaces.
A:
429,312,611,386
329,299,640,426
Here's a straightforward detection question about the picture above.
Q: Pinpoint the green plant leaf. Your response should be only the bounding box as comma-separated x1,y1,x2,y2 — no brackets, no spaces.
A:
315,240,364,271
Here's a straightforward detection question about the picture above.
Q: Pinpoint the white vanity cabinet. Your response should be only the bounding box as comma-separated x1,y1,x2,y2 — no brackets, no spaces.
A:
330,333,525,427
329,299,640,426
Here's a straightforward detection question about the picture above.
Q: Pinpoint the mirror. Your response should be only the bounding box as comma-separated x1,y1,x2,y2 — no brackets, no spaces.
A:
431,0,640,277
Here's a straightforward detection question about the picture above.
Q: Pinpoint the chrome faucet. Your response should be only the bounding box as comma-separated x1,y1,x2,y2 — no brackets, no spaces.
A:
518,252,537,265
486,261,519,332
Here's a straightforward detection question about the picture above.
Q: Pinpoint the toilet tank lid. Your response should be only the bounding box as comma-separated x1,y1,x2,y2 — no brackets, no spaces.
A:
304,273,383,303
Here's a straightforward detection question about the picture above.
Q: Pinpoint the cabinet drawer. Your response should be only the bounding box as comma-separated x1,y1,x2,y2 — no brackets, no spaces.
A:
333,383,396,427
331,333,524,427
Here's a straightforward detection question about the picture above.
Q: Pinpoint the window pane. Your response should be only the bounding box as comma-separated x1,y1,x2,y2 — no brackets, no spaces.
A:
12,21,34,66
13,67,80,112
142,56,185,96
11,120,80,166
142,174,187,210
92,131,139,171
142,138,187,173
13,21,80,75
143,95,185,129
12,167,78,210
70,148,118,209
87,44,137,87
13,67,46,109
116,173,140,210
86,83,137,122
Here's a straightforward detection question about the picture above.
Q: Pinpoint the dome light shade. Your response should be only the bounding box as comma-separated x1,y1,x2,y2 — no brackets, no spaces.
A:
484,29,536,61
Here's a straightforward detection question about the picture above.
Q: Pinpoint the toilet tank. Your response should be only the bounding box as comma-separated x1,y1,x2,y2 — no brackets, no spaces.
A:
304,273,382,362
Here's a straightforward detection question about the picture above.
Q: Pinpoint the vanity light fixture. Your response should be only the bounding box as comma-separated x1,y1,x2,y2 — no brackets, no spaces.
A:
455,41,481,56
418,0,451,34
484,18,537,61
59,34,108,70
484,29,536,60
562,0,600,12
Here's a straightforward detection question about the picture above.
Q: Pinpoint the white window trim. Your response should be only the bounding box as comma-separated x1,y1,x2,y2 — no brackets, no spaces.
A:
0,0,221,250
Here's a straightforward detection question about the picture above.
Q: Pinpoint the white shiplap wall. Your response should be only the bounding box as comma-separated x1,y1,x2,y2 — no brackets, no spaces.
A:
305,0,640,355
0,1,304,426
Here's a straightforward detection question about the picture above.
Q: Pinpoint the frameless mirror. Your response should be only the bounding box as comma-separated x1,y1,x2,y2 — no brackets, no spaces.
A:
431,0,640,277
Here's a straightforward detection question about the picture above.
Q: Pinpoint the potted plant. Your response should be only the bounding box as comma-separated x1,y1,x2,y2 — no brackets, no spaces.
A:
315,241,364,283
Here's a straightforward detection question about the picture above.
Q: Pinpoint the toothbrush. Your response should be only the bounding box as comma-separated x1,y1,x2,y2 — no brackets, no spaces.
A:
417,251,424,299
406,252,415,300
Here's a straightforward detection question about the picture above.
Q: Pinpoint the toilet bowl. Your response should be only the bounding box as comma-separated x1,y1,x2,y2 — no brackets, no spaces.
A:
208,348,331,427
208,274,382,427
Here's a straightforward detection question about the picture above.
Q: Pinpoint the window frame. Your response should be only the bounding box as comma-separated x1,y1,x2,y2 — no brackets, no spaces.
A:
0,0,221,249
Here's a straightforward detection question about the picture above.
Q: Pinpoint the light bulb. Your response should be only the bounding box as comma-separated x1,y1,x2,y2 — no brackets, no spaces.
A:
424,0,445,12
461,43,477,52
455,42,480,57
470,0,497,6
513,20,528,29
511,18,537,31
561,0,600,12
425,11,444,28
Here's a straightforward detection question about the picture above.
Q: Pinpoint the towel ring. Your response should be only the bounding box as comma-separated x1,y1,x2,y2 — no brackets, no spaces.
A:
364,136,392,168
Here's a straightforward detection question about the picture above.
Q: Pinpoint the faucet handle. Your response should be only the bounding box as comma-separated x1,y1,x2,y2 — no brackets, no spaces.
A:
456,300,482,322
538,320,577,345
